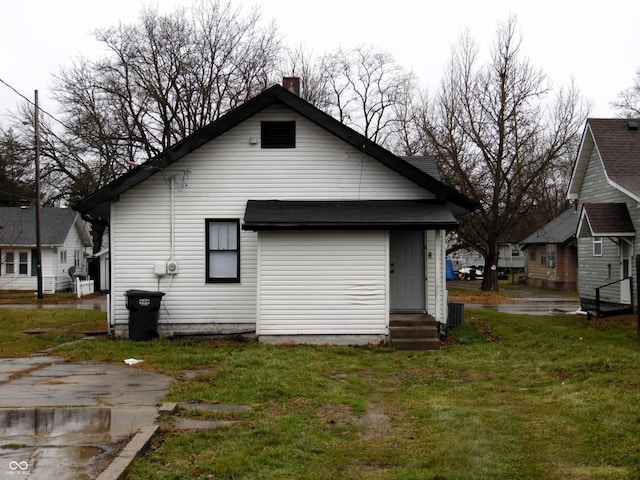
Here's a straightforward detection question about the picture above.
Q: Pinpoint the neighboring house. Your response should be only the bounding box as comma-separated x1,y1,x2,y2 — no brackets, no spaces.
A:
87,232,110,292
520,207,579,291
567,118,640,315
448,244,525,274
0,207,92,292
75,80,475,345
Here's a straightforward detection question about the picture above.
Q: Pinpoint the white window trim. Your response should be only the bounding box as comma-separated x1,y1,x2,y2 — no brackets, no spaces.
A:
593,236,603,257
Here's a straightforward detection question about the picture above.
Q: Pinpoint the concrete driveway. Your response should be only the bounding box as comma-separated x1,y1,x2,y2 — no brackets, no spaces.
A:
0,355,172,479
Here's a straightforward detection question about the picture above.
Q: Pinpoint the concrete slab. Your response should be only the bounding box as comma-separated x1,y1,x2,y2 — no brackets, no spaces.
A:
179,403,252,414
0,358,172,479
173,418,241,430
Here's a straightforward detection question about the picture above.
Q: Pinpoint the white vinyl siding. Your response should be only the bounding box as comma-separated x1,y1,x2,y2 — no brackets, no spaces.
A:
426,229,447,323
108,105,439,335
257,231,388,336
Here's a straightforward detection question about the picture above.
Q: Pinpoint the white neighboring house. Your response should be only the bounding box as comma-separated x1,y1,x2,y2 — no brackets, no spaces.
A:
75,80,475,345
0,207,92,292
448,244,525,273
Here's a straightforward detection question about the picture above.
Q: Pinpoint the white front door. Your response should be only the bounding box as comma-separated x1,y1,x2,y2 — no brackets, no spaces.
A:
620,239,632,304
390,231,425,311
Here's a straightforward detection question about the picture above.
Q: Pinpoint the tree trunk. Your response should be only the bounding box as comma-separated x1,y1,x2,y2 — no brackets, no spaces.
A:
481,247,499,291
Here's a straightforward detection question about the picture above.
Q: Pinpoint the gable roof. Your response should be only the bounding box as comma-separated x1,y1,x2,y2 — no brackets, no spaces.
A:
520,207,579,245
576,203,635,237
0,207,90,246
568,118,640,201
74,85,476,219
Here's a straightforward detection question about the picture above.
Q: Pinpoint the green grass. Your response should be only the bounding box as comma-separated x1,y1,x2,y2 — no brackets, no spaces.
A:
2,307,640,478
0,308,106,357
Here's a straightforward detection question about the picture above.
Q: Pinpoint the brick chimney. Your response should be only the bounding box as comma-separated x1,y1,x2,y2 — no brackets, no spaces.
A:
283,77,300,96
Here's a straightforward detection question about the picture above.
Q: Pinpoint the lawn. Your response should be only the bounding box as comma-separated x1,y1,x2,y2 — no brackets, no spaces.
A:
1,303,640,479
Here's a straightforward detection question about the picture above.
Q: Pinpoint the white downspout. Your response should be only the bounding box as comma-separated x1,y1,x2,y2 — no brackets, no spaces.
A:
170,176,175,261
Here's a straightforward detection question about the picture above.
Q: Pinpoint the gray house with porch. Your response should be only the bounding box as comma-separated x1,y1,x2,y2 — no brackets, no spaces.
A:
567,118,640,316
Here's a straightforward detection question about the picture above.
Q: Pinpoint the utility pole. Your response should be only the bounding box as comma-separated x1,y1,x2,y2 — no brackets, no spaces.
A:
34,90,43,300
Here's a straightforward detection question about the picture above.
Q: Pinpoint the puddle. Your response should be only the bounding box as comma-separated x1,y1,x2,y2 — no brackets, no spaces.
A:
0,444,110,480
0,407,116,479
0,406,156,479
0,407,112,446
466,300,581,315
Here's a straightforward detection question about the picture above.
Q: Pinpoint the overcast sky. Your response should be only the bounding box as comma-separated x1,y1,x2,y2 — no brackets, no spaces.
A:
1,0,638,123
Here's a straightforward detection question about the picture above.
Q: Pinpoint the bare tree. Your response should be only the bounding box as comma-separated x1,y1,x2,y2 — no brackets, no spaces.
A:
612,68,640,118
310,45,416,146
0,127,36,206
420,18,588,290
279,45,332,109
50,0,281,208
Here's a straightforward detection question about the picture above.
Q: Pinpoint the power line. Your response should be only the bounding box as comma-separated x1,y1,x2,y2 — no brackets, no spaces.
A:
0,77,72,131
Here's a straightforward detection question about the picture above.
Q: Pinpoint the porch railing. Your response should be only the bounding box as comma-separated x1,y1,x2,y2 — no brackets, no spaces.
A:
594,277,633,318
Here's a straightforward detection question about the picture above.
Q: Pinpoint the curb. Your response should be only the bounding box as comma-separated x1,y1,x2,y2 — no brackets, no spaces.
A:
96,402,177,480
95,424,159,480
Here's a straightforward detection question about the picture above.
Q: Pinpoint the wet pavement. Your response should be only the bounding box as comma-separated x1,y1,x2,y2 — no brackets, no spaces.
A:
448,280,581,316
465,297,582,315
0,296,108,312
0,356,172,479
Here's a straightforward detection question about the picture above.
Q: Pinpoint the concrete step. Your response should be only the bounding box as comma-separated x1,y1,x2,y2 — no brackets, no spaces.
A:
389,325,439,339
389,313,438,327
390,337,441,351
389,312,441,350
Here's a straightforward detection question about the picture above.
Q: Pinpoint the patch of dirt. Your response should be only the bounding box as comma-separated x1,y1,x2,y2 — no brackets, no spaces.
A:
587,314,638,330
353,403,391,439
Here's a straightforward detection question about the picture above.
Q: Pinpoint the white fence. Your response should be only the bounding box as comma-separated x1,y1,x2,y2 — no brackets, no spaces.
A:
75,277,95,298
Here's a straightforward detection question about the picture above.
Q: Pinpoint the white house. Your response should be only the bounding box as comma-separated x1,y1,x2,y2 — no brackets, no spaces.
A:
75,80,475,345
0,207,92,292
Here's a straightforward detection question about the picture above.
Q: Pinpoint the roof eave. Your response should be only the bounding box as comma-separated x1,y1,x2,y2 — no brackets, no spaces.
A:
75,85,477,216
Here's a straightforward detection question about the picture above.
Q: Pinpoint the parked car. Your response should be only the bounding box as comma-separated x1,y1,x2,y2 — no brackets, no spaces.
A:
458,265,484,280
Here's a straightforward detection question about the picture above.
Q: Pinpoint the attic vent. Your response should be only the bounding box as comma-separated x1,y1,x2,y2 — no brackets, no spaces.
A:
627,120,639,130
261,121,296,149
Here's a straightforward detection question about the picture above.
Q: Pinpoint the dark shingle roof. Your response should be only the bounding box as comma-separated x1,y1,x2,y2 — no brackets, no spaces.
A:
243,199,458,231
401,156,441,180
0,207,82,246
588,118,640,197
579,203,635,236
520,208,579,245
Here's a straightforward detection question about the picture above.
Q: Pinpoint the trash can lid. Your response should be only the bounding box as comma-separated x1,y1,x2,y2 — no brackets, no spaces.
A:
125,289,166,297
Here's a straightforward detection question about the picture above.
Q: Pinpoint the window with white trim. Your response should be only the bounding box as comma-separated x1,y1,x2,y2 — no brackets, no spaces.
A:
593,236,603,256
5,252,15,274
19,252,28,274
206,220,240,283
6,251,29,275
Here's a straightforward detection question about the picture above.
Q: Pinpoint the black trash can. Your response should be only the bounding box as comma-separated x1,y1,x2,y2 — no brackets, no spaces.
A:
125,290,165,341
